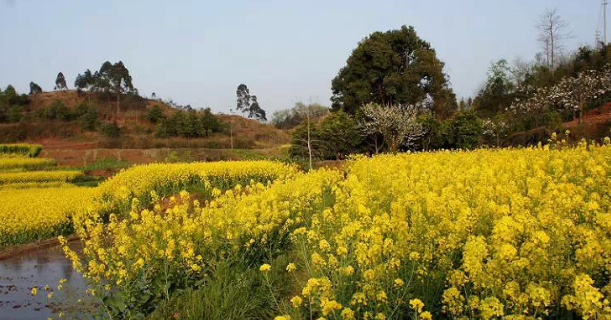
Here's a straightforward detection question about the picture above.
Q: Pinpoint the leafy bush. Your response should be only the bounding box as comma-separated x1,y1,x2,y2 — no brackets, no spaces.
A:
7,105,23,123
418,114,452,150
448,110,482,149
147,104,165,123
290,110,361,160
319,110,362,158
101,122,122,138
80,108,99,131
36,101,74,122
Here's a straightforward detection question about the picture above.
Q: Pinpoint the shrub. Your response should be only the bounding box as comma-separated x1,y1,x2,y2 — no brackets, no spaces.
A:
319,110,362,159
7,105,23,123
80,108,98,131
147,104,165,123
155,108,224,139
101,122,122,138
448,110,482,149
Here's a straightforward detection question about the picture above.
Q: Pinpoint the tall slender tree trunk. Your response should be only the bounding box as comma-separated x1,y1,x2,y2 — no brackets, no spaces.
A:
579,97,584,124
307,111,312,171
230,121,234,149
115,92,120,124
550,35,555,73
374,137,380,154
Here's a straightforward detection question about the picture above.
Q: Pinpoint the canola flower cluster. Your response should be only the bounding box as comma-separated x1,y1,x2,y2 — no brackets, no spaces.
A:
0,160,295,249
95,160,299,214
65,143,611,319
64,168,340,317
286,144,611,320
0,186,97,246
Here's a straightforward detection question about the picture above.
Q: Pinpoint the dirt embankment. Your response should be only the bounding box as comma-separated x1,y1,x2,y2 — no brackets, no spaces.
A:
0,235,79,261
507,103,611,146
564,103,611,128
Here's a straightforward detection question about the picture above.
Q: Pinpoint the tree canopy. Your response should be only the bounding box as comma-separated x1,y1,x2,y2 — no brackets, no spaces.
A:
92,61,134,96
29,82,42,95
331,25,456,118
91,61,136,118
472,59,515,118
272,103,328,129
235,84,267,121
74,69,96,91
54,72,67,91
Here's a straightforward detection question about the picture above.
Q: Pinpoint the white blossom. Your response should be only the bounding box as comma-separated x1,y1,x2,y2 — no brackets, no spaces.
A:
361,103,426,152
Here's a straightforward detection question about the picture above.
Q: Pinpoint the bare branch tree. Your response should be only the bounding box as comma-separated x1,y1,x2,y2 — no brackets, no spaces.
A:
295,102,319,170
510,56,533,85
537,8,572,72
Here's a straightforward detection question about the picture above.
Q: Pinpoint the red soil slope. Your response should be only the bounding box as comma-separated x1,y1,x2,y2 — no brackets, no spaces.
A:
564,103,611,127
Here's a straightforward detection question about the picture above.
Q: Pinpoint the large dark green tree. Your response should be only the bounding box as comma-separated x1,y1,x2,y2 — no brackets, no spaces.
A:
331,25,455,118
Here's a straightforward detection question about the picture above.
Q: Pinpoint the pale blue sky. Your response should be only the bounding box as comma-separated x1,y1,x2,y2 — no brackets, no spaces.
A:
0,0,602,114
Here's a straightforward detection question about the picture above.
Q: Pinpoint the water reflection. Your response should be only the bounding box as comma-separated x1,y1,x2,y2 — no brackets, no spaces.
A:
0,242,94,319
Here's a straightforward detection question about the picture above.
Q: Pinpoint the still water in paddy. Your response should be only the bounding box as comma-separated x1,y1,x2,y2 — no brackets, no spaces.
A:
0,242,96,320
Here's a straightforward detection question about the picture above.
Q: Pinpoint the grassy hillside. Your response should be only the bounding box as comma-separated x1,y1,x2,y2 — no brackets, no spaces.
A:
0,90,290,150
